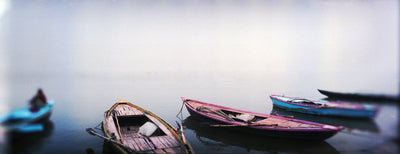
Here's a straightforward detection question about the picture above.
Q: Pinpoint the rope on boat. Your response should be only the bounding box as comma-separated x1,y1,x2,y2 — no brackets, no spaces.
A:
94,121,103,131
176,100,186,121
174,100,194,154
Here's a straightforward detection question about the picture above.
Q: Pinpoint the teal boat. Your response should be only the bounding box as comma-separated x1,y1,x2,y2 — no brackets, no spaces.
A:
0,101,54,133
270,95,378,119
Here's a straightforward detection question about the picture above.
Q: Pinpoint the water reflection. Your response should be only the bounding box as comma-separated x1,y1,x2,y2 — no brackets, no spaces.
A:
272,108,380,134
183,116,339,153
8,120,54,154
101,140,113,154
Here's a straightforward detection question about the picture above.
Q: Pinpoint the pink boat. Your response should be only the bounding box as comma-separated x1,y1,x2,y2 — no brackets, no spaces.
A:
181,97,344,140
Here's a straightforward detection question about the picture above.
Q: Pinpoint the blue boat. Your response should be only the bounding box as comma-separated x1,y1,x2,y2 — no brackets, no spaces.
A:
270,95,379,118
0,101,54,133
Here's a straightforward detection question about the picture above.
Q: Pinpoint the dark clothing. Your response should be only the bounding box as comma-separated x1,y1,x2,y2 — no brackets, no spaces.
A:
30,89,47,105
29,89,47,112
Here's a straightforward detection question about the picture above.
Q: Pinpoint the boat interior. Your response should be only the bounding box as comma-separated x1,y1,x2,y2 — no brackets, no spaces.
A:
116,115,166,137
104,103,185,153
276,96,323,106
219,109,267,122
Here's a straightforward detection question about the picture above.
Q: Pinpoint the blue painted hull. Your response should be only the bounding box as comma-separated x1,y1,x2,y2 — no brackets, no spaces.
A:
0,101,54,133
270,96,377,118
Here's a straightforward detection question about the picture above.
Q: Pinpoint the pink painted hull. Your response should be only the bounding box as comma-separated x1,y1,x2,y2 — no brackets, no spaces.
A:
181,97,343,140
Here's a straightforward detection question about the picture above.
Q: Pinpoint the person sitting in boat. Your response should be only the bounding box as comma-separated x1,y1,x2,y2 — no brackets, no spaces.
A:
29,89,47,112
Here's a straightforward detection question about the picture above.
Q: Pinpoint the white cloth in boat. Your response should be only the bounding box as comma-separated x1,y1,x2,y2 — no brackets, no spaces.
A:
138,122,158,137
231,113,255,122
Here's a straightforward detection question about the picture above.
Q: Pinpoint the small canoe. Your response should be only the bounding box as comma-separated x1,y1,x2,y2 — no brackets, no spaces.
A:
270,95,379,118
0,101,54,133
181,97,343,140
102,99,193,154
318,89,400,102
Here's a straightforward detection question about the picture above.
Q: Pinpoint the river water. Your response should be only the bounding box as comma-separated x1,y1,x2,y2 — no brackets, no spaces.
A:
0,0,398,153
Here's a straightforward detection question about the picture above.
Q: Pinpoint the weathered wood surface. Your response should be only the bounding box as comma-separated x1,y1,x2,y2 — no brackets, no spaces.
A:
163,147,182,154
104,103,185,153
124,137,155,151
149,136,180,149
121,134,182,153
103,116,121,141
113,104,144,116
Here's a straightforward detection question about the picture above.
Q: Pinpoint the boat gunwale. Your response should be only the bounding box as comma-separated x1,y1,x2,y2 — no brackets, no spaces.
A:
181,97,343,132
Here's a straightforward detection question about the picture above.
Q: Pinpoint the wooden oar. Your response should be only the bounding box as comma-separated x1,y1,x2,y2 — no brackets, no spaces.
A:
176,121,194,154
175,122,187,144
197,107,235,121
209,123,278,127
86,128,134,153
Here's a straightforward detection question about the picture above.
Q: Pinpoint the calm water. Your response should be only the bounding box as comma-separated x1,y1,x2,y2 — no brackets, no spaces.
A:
0,0,399,153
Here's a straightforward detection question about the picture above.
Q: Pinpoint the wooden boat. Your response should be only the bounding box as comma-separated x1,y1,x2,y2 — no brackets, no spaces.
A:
102,99,193,154
318,89,400,102
0,101,54,133
270,95,379,118
181,97,343,140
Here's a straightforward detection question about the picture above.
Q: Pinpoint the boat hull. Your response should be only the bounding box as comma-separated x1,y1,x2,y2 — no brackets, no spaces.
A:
1,101,54,133
186,106,338,140
318,89,399,102
182,97,343,140
270,95,378,118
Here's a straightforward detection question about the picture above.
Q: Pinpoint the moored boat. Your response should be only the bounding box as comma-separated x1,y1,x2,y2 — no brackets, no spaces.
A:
318,89,399,102
0,101,54,133
181,97,343,140
270,95,379,118
101,99,193,154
